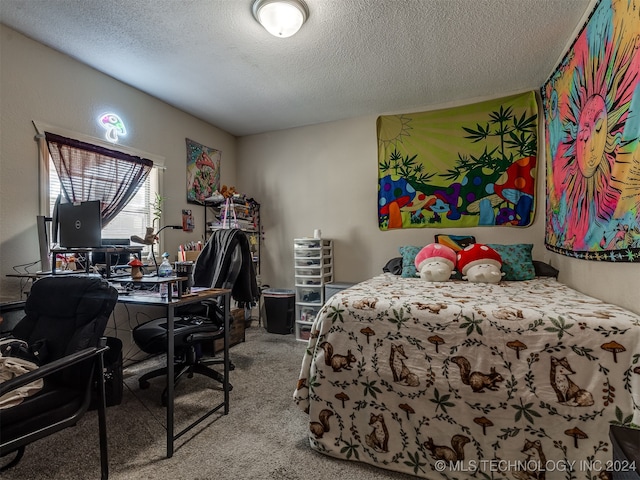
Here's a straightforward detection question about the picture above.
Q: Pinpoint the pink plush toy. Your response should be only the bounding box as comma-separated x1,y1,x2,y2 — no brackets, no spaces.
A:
414,243,457,282
456,244,504,283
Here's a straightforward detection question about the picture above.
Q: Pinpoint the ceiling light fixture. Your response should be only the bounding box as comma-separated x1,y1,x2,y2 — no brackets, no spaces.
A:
252,0,308,38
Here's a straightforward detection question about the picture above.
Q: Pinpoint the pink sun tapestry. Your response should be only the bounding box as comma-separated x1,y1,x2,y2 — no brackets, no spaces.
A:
541,0,640,262
377,92,538,230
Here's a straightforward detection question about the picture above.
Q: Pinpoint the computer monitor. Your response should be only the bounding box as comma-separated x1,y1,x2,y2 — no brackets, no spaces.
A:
93,238,133,266
58,200,102,248
36,215,52,272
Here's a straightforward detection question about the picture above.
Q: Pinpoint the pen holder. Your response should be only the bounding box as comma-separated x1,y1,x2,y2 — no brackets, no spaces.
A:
178,250,200,262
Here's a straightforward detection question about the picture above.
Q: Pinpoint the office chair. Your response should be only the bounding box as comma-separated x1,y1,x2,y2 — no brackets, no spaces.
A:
0,276,118,479
132,229,259,404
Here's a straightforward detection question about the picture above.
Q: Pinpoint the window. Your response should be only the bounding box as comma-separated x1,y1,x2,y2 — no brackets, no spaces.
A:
48,159,159,251
37,128,163,257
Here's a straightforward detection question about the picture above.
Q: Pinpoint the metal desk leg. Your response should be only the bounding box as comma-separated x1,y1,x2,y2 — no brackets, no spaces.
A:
223,292,230,413
166,303,175,458
163,291,228,458
96,350,109,480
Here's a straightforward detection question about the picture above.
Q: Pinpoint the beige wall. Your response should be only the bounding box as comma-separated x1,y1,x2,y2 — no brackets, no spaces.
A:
238,114,639,315
1,24,637,317
0,24,236,301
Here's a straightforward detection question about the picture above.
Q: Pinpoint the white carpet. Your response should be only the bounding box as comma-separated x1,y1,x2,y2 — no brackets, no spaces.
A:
2,326,418,480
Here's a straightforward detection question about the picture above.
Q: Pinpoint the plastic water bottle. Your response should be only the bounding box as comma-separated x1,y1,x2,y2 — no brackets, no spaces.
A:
158,252,173,299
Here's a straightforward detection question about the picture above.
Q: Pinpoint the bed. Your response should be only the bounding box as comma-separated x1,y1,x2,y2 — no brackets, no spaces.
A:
294,273,640,479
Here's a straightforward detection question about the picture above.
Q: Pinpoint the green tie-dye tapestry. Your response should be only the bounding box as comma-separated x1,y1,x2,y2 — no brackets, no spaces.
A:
377,91,538,230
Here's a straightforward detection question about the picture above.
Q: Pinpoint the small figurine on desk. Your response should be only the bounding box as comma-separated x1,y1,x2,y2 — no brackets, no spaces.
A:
130,226,157,246
64,255,77,271
128,256,144,279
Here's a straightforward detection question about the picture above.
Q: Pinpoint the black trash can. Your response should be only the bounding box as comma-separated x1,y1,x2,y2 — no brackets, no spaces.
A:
263,289,295,334
90,336,123,409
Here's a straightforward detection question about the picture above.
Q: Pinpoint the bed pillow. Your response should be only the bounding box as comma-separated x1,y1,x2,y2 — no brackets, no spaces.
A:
533,260,559,278
383,257,403,275
434,234,476,251
434,235,476,279
399,245,422,278
486,243,535,281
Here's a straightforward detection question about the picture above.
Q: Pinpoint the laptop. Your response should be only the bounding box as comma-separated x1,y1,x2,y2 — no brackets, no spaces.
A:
58,200,102,248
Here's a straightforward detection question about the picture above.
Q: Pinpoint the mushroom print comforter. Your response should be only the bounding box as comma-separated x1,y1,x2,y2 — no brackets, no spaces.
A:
293,274,640,479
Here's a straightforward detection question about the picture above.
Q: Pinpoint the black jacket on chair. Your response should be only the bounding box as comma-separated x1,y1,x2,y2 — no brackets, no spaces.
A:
193,228,259,304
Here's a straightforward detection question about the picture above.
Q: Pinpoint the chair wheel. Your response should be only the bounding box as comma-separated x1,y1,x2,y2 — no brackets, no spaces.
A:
139,380,150,389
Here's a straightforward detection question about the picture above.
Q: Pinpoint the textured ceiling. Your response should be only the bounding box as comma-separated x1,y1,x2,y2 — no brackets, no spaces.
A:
0,0,594,136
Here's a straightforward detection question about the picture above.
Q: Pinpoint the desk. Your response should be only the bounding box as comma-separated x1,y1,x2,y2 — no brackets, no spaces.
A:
51,247,143,278
5,273,42,299
112,277,231,458
6,270,86,299
111,275,187,301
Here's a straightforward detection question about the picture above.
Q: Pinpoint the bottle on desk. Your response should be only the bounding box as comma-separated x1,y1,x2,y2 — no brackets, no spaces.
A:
158,252,173,299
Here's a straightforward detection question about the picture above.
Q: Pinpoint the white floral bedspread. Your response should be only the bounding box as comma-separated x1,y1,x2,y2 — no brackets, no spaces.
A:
294,274,640,479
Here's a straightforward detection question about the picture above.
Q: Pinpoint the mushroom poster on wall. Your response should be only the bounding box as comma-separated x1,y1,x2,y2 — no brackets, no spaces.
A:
377,91,538,230
541,0,640,262
185,138,221,205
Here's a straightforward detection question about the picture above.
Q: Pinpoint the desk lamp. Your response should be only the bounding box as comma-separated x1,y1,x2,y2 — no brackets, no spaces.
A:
130,225,182,274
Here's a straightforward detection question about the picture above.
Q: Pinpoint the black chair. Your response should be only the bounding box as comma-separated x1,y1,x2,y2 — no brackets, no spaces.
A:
132,228,259,404
609,425,640,479
0,276,118,479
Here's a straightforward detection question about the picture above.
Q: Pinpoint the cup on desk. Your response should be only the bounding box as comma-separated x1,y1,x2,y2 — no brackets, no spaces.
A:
174,261,194,294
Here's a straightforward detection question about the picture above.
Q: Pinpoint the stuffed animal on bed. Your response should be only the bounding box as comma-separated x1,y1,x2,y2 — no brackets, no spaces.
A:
457,244,504,283
414,243,457,282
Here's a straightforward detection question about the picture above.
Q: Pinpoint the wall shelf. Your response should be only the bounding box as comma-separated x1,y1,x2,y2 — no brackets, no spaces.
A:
203,196,261,276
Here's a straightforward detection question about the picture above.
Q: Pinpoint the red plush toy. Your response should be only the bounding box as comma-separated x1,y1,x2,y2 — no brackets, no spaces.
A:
456,244,504,283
